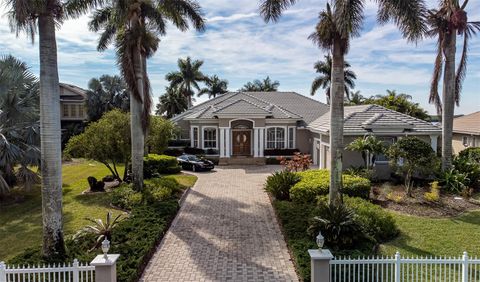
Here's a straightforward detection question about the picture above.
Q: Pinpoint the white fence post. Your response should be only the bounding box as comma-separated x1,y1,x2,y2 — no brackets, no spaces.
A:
72,259,80,282
462,251,469,282
395,251,401,282
0,261,6,282
308,249,333,282
91,254,120,282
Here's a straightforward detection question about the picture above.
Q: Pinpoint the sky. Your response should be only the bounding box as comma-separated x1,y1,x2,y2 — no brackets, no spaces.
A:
0,0,479,115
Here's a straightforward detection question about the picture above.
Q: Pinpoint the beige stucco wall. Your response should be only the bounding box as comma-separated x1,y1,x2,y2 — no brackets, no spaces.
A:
452,133,480,155
296,129,313,154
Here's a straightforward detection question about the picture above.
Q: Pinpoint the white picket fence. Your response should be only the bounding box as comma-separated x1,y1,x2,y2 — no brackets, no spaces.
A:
330,252,480,282
0,259,94,282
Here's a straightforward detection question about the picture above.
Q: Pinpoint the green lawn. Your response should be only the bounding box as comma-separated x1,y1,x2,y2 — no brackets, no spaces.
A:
0,160,196,261
381,210,480,257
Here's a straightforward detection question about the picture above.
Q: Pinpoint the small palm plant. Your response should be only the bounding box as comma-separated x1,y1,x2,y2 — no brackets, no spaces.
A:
75,211,124,251
308,203,366,250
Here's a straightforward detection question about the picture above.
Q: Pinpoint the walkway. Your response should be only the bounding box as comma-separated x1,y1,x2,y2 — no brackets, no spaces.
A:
141,166,298,282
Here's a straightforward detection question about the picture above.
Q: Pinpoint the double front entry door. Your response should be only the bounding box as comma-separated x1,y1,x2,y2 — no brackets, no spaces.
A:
232,130,251,156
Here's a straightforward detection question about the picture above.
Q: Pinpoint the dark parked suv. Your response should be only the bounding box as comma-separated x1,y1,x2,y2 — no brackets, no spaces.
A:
177,154,215,172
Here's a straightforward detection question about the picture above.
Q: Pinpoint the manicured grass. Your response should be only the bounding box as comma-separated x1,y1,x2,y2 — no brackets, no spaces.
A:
381,210,480,257
0,160,197,261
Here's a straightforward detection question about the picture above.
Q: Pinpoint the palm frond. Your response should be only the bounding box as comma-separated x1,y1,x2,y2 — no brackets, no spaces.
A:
260,0,296,23
334,0,365,38
429,36,443,115
376,0,427,42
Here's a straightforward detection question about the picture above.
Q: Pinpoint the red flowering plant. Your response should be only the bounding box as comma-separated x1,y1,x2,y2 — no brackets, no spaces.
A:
278,152,313,172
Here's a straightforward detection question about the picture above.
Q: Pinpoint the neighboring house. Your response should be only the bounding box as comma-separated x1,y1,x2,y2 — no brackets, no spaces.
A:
452,111,480,154
171,92,441,174
59,83,88,129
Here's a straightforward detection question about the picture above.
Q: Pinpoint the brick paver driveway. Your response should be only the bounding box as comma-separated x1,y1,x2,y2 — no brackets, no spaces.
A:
141,166,299,282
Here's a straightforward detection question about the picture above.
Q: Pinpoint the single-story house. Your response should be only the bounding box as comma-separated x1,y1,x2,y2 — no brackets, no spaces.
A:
171,92,441,174
452,111,480,154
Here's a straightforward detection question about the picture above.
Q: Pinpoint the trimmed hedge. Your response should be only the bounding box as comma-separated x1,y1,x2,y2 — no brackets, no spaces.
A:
184,147,205,155
290,170,371,202
264,148,300,156
143,154,181,178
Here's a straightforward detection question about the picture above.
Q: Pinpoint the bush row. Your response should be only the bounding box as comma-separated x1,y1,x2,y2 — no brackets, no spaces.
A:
290,170,371,202
143,154,181,178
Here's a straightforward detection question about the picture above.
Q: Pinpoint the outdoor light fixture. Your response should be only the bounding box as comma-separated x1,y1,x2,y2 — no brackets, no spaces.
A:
316,232,324,250
101,238,110,259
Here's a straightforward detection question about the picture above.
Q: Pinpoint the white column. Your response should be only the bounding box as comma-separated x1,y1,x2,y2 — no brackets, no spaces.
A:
308,249,333,282
430,135,439,153
91,254,120,282
225,128,231,157
259,128,265,157
254,128,259,157
219,128,225,157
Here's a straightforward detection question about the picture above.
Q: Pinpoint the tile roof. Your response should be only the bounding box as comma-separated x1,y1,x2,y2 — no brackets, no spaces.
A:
172,92,327,123
308,104,440,135
453,111,480,135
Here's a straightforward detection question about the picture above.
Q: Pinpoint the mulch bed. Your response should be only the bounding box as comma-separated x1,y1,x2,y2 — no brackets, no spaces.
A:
371,183,480,217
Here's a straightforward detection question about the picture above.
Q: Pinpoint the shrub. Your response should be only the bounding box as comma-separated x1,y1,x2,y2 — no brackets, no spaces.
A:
279,153,312,172
142,178,185,204
308,203,368,250
290,170,371,202
264,170,301,200
143,154,181,178
387,137,438,196
183,147,205,155
164,148,183,157
459,147,480,163
111,185,142,210
342,196,399,242
168,139,190,147
264,148,300,156
452,155,480,188
439,169,469,194
424,181,440,202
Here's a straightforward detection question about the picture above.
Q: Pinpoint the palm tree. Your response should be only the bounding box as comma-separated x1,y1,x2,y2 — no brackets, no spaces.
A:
367,90,429,120
427,1,479,171
90,1,205,191
260,0,426,207
347,90,365,105
311,55,356,104
198,75,228,99
156,86,188,118
239,76,280,92
4,0,100,257
0,55,40,195
86,74,130,122
166,57,207,108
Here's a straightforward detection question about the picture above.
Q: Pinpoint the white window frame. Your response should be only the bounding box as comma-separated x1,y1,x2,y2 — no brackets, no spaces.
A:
202,126,218,149
191,126,199,148
287,126,296,149
265,126,287,149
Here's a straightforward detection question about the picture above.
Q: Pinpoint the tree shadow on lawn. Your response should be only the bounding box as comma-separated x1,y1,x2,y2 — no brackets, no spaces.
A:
451,210,480,225
163,189,297,281
382,232,436,257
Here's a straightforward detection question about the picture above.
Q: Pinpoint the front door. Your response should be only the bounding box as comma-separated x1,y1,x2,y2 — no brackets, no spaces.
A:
232,130,251,156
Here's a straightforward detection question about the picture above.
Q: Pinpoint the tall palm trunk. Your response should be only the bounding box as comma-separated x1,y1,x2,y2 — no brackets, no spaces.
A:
131,43,145,191
441,30,456,171
38,14,66,257
329,40,344,207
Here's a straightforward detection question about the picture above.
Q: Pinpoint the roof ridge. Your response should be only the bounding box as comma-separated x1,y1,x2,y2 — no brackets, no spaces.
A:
371,104,439,128
242,93,303,118
362,113,383,125
212,98,270,113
